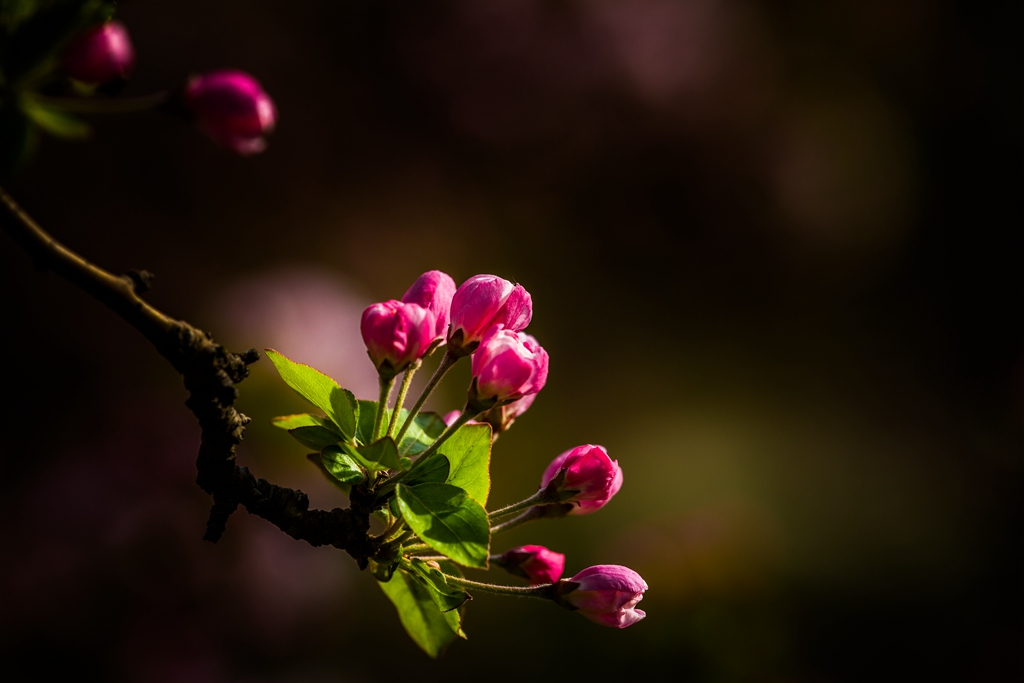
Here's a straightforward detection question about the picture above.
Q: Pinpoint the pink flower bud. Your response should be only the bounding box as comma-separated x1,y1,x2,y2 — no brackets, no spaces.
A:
540,444,622,514
360,300,436,377
560,565,647,628
62,22,135,85
448,274,532,354
402,270,456,346
496,545,565,585
183,70,277,155
470,325,548,408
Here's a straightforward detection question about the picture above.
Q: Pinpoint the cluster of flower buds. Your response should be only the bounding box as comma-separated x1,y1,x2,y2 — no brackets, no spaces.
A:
57,21,277,154
361,271,548,413
272,267,647,654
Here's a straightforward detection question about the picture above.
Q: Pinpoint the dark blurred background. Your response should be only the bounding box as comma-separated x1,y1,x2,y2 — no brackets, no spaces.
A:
1,1,1020,681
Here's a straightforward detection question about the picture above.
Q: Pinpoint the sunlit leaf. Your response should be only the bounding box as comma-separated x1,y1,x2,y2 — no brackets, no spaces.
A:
395,483,489,568
265,349,358,440
406,558,470,613
321,446,366,486
436,423,491,504
377,568,464,658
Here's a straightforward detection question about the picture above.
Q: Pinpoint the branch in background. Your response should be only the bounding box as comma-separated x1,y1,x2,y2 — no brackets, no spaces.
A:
0,186,378,567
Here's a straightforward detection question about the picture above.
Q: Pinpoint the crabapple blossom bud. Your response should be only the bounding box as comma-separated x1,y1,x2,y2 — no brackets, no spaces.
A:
62,22,134,85
495,545,565,585
540,444,622,514
448,274,532,355
183,70,276,155
469,325,548,411
557,565,647,628
361,300,436,378
402,270,456,347
478,393,536,433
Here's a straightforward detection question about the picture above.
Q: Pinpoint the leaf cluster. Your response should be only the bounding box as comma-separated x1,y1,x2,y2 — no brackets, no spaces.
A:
267,349,494,657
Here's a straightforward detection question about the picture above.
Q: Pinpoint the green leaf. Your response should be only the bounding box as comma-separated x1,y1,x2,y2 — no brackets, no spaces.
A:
21,100,90,139
377,569,464,658
406,559,471,613
306,453,352,495
355,401,445,454
321,446,366,486
339,438,400,472
272,413,340,432
436,423,492,505
404,454,450,486
265,349,358,440
355,399,383,445
288,426,341,451
400,412,447,455
395,483,490,568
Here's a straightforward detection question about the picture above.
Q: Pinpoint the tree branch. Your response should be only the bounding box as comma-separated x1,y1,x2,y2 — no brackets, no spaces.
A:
0,186,378,567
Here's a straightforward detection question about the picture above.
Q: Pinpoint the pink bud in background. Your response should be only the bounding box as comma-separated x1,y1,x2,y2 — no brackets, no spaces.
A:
402,270,456,346
540,444,622,514
448,275,532,354
560,565,647,628
183,70,276,155
496,545,565,585
62,22,134,85
360,300,436,377
470,325,548,407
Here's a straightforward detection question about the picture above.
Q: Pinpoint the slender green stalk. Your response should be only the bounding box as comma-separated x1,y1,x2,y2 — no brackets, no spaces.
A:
394,350,459,447
24,91,170,114
442,574,556,600
373,375,396,441
386,361,420,439
490,507,545,535
402,542,430,554
488,490,547,521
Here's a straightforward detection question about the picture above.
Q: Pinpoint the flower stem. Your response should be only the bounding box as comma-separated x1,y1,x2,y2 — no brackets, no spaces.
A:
394,349,459,447
24,91,170,114
490,507,545,535
442,574,556,600
373,375,396,442
386,361,420,439
487,491,546,521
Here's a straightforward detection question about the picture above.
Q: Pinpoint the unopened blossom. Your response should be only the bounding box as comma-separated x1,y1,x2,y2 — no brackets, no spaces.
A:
540,444,622,514
495,545,565,585
448,274,532,355
469,325,548,409
402,270,456,346
559,565,647,628
62,22,134,84
361,300,436,377
183,70,276,155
